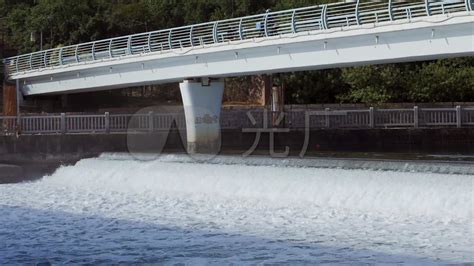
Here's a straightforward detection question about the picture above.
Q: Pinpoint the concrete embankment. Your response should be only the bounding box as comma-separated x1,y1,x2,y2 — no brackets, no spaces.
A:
1,128,473,156
1,128,473,183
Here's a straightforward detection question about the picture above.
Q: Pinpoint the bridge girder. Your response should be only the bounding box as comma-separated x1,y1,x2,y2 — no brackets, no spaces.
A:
9,13,474,96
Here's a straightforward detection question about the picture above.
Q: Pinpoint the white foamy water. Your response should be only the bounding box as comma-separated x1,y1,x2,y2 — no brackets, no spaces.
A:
0,154,473,264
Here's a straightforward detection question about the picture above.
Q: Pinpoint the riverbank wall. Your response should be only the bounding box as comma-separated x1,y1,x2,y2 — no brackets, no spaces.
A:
1,128,473,160
1,128,473,183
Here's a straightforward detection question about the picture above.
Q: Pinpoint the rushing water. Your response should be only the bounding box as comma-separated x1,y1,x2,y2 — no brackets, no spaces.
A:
0,154,473,264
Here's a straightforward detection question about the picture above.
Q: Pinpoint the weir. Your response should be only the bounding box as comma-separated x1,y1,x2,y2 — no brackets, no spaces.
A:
1,156,473,264
34,154,474,221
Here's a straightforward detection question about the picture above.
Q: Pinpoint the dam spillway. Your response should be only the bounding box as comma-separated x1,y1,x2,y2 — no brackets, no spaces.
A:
0,154,472,264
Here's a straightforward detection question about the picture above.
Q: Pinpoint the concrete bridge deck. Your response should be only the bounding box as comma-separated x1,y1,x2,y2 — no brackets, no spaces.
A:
3,0,473,96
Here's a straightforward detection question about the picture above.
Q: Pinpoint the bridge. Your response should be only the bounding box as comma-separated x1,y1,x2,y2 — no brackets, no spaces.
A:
2,0,474,153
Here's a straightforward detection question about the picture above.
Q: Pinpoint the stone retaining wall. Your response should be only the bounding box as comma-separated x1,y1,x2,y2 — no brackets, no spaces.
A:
1,128,473,158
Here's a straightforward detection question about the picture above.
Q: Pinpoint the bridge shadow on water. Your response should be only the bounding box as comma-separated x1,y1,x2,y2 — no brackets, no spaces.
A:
0,205,452,264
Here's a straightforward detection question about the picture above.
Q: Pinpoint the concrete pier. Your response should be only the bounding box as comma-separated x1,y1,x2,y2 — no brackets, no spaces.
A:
179,78,224,154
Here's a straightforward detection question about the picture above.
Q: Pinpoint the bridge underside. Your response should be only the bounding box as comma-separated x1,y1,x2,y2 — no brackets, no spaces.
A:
12,14,473,96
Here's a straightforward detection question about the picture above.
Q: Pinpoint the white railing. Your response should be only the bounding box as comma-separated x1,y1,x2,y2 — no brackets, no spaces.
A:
462,108,474,125
66,114,107,133
3,0,471,77
1,106,471,135
420,108,459,127
21,115,62,134
375,108,415,127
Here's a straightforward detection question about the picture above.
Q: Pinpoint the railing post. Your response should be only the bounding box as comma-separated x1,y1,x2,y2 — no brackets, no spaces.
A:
91,42,96,60
321,5,328,30
325,108,330,128
189,26,194,47
147,32,152,52
59,48,64,65
108,39,113,58
43,51,48,68
16,113,21,135
105,112,110,134
465,0,472,11
291,10,297,33
414,106,419,128
29,54,33,70
148,111,154,132
388,0,394,21
425,0,431,16
238,18,244,40
406,8,412,20
75,45,79,63
127,36,132,55
61,113,66,134
213,22,219,43
15,57,19,73
456,106,462,128
369,107,375,128
264,12,270,37
168,30,173,49
355,0,361,25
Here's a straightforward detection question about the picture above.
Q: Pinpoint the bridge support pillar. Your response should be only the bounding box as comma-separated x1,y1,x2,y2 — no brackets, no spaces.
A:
3,81,18,116
180,78,224,154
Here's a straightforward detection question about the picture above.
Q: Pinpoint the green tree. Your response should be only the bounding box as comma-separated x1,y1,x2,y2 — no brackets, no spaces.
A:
409,58,474,102
337,64,412,104
279,70,348,104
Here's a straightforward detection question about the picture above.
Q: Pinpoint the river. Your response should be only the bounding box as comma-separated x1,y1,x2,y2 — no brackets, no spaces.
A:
0,154,472,264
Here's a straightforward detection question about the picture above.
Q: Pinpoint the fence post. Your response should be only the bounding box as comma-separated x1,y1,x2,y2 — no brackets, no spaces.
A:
456,106,462,128
104,112,110,134
325,108,330,128
414,106,419,128
16,113,21,135
369,107,375,128
61,113,66,134
148,111,154,132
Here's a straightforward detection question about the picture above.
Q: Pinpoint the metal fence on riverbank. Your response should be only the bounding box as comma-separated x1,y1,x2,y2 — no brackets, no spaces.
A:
1,106,473,135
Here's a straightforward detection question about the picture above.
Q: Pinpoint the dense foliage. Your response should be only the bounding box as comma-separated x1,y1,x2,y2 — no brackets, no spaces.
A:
1,0,473,104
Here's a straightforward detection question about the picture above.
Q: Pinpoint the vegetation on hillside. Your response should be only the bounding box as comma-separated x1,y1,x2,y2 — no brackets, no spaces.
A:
1,0,472,105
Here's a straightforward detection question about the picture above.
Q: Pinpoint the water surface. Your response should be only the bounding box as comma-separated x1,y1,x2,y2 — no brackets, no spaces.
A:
0,154,472,264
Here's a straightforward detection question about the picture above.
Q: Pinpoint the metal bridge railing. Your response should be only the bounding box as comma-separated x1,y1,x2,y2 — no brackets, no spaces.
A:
3,0,472,77
1,107,473,135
